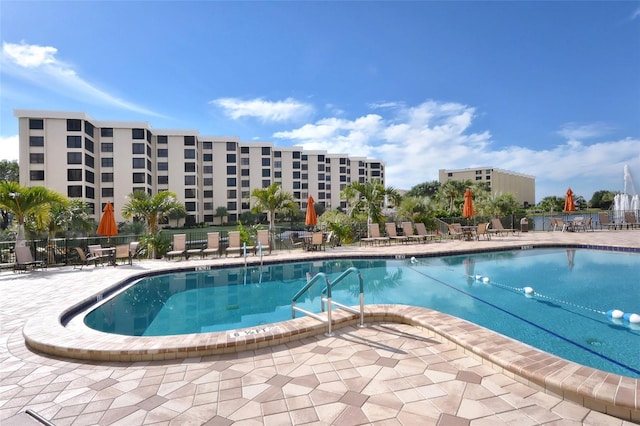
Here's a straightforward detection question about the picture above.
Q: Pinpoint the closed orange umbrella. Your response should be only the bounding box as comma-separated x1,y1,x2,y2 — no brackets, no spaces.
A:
462,188,475,218
305,196,317,227
97,202,118,237
564,188,575,212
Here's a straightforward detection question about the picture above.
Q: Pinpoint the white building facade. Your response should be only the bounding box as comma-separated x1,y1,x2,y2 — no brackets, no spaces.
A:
15,110,385,223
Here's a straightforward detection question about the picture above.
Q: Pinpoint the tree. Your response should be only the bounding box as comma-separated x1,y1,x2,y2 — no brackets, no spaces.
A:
405,180,440,198
121,191,186,235
47,199,94,239
437,179,471,214
341,180,401,235
477,193,520,217
589,190,616,209
251,183,297,238
537,196,565,213
0,160,19,182
0,181,67,241
214,206,228,224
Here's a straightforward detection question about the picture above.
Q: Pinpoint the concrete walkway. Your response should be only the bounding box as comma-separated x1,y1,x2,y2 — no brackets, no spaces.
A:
1,230,639,425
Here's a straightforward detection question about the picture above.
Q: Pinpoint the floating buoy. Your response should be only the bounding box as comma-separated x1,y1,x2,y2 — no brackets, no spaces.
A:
606,309,624,319
475,274,482,281
482,277,490,283
623,313,640,323
410,256,417,264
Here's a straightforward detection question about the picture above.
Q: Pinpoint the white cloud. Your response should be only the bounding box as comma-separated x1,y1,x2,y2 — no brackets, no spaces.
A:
210,97,314,122
1,41,164,117
272,100,640,201
0,135,19,162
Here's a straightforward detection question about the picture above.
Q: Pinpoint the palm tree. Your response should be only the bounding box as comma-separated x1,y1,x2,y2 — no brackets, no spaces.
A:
121,191,186,235
437,179,471,214
251,183,297,242
0,181,67,243
341,180,401,236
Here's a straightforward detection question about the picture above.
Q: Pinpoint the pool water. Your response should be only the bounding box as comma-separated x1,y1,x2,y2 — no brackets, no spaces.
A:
84,248,640,378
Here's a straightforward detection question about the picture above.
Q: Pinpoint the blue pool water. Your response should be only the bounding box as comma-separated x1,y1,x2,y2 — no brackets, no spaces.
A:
84,248,640,378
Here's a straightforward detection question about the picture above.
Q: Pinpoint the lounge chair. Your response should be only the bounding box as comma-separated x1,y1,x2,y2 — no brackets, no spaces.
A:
573,217,593,232
475,222,491,240
225,231,243,257
309,232,324,251
385,223,409,244
129,241,141,261
114,244,132,265
401,222,424,243
598,212,618,230
361,223,389,246
186,237,203,259
88,244,111,265
202,232,221,258
447,223,464,240
14,245,46,272
73,247,104,269
166,234,187,260
489,218,517,236
256,229,271,254
415,222,438,242
624,212,640,229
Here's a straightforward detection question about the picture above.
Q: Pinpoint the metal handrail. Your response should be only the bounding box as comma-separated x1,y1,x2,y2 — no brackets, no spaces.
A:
291,267,365,336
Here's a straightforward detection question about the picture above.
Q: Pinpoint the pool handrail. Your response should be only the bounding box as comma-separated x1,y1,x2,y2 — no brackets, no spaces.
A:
321,267,365,329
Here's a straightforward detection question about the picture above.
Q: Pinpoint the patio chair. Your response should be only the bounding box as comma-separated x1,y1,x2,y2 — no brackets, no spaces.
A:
415,222,438,242
309,232,325,251
401,222,424,243
475,222,491,240
255,229,271,255
573,217,594,232
129,241,141,262
447,223,464,240
114,244,132,265
289,232,305,250
225,231,243,257
186,237,204,259
14,245,46,272
166,234,187,260
88,244,110,265
73,247,104,269
385,223,409,244
598,212,618,230
361,223,389,246
202,232,221,258
624,212,640,229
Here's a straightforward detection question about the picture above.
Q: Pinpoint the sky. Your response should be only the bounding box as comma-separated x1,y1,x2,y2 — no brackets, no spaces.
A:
1,1,639,203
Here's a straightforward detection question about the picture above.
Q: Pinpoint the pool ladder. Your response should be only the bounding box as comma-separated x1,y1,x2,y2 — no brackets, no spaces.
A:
291,267,365,336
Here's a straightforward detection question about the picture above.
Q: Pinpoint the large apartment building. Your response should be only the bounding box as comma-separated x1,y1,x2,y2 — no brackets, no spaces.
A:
439,167,535,207
15,110,385,223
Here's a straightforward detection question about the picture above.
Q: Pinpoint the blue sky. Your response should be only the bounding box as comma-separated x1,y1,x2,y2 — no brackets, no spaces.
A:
1,1,639,202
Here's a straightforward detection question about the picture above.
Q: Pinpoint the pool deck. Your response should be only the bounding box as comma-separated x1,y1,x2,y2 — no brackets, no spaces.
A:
1,229,639,425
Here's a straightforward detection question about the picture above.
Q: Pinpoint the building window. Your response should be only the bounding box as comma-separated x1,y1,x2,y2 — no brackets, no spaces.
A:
227,189,237,198
185,176,196,185
274,161,282,168
84,154,94,168
67,136,82,148
66,153,81,164
203,153,213,162
293,161,300,169
241,146,249,154
184,135,195,146
241,190,250,198
157,148,168,157
85,170,95,183
274,150,281,158
101,158,113,167
84,121,95,137
227,166,236,175
101,187,114,197
185,189,196,198
132,158,145,169
262,158,270,166
132,143,145,154
226,141,236,151
185,202,197,212
261,147,270,155
226,154,236,163
486,176,491,180
293,181,301,189
447,172,453,177
101,142,113,152
29,118,44,129
227,178,236,186
262,180,270,188
157,162,168,171
226,201,236,211
184,163,196,173
241,169,249,176
29,136,44,146
85,138,94,153
158,176,168,185
85,186,95,199
67,119,82,132
30,170,45,180
202,141,212,149
485,169,492,174
102,172,114,182
475,176,482,181
240,158,249,166
132,173,145,183
204,190,213,198
203,177,213,186
101,128,113,137
67,185,82,197
157,135,168,144
274,171,281,178
476,170,482,175
203,165,213,174
241,180,250,188
293,171,300,179
132,128,145,139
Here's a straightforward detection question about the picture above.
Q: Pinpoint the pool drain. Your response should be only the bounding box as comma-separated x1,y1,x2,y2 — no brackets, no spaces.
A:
586,338,604,347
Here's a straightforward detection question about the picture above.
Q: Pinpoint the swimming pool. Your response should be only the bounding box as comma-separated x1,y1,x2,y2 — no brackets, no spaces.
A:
84,248,640,378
